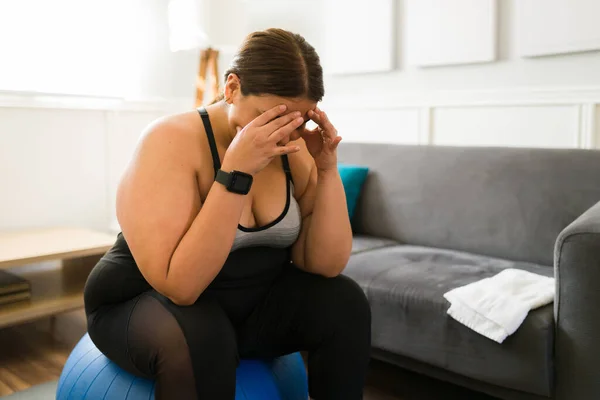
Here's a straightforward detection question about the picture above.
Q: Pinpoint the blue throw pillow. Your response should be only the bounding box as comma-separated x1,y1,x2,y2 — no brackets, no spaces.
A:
338,163,369,219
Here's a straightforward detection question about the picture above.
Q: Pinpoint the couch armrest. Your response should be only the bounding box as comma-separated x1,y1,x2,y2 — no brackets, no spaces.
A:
554,200,600,399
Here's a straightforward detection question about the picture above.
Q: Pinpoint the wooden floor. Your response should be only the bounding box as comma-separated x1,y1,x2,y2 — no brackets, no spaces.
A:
0,310,496,400
0,310,86,397
0,325,66,396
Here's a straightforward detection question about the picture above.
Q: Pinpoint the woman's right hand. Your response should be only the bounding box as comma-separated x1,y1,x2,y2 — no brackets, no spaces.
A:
221,105,305,176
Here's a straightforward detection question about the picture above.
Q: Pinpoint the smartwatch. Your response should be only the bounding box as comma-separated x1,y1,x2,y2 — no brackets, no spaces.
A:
215,169,253,195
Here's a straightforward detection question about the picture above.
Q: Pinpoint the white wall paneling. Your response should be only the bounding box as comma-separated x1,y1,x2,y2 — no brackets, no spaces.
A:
325,86,600,150
325,108,420,144
243,0,394,75
431,105,580,148
578,104,596,149
0,91,186,233
322,0,395,74
0,107,108,231
517,0,600,58
418,107,433,145
243,0,326,59
106,111,164,224
405,0,497,67
2,87,600,232
593,106,600,150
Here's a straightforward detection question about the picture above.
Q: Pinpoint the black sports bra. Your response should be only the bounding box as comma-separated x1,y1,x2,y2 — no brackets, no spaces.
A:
197,107,302,251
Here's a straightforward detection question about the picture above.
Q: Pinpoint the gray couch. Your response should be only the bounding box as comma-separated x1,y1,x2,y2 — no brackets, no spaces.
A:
338,143,600,400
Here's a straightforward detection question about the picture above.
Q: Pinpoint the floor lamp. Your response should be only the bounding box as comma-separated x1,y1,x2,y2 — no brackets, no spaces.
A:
168,0,247,107
196,47,220,107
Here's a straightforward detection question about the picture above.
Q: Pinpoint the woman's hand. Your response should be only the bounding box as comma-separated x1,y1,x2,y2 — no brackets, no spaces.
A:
222,105,305,176
301,108,342,172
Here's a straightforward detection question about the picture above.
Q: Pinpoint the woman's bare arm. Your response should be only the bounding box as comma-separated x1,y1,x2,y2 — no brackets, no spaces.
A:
117,106,302,305
117,117,245,305
290,146,352,277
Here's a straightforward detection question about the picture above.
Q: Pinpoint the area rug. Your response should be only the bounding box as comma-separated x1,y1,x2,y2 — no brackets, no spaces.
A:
1,381,57,400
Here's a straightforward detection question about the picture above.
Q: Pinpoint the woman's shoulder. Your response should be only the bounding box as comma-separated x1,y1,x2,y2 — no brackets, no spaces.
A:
141,110,203,144
135,110,206,169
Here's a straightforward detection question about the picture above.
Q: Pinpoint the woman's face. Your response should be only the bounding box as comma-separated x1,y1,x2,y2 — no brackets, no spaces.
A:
225,74,317,144
231,94,316,144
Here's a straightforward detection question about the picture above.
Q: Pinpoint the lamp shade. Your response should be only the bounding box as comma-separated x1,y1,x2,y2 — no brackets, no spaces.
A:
168,0,248,52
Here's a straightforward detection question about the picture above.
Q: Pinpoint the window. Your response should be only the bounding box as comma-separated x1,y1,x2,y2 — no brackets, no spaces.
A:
0,0,140,97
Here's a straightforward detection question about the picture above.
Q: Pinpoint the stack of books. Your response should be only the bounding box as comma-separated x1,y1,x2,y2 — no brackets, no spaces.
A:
0,269,31,306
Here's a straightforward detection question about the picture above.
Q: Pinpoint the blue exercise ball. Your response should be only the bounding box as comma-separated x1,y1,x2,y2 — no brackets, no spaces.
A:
57,333,308,400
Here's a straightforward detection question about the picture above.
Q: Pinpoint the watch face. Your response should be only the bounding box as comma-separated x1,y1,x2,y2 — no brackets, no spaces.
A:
230,171,253,194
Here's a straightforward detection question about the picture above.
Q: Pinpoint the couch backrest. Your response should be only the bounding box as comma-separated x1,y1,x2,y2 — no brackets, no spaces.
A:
338,143,600,266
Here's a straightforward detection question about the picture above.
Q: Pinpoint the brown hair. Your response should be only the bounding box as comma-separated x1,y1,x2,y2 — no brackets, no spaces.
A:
221,28,324,102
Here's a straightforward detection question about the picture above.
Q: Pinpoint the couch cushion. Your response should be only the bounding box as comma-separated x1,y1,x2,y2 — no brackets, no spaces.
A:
343,244,554,397
338,163,369,219
352,235,398,255
338,143,600,266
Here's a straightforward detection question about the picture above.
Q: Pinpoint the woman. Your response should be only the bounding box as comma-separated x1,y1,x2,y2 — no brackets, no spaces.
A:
84,28,371,400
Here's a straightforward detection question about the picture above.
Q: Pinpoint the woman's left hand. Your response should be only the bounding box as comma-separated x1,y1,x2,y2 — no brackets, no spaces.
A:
300,108,342,172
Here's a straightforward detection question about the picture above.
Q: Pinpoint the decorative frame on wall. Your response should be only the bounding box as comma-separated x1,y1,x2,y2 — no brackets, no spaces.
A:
321,0,396,75
405,0,498,67
243,0,396,75
517,0,600,58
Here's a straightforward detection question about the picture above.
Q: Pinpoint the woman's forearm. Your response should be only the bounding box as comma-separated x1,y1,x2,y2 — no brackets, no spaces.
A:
304,168,353,276
166,183,245,304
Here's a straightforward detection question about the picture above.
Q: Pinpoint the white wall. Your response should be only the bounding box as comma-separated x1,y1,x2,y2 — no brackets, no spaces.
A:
0,97,184,232
0,0,199,100
2,0,600,233
0,0,194,232
328,0,600,94
319,0,600,149
127,0,199,100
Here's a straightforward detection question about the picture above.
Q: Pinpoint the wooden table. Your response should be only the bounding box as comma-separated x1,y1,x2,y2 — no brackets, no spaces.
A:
0,228,116,329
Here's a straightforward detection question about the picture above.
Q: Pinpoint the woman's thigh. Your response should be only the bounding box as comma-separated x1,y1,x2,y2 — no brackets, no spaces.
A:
88,290,239,379
236,264,371,358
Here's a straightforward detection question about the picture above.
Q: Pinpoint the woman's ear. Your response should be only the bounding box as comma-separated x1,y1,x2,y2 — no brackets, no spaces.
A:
224,73,241,104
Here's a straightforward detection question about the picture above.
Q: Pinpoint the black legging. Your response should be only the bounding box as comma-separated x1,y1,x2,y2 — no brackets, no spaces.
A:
84,233,371,399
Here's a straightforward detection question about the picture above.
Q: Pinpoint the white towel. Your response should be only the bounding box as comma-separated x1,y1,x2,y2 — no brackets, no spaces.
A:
443,268,555,343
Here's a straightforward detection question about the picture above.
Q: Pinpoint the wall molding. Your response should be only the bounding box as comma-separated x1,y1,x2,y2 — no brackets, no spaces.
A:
2,86,599,151
323,86,600,110
3,86,600,113
0,90,191,112
319,85,600,150
2,84,598,232
417,107,432,145
579,104,596,149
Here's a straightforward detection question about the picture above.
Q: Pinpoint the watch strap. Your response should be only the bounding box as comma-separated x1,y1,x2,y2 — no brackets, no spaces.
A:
215,169,232,187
